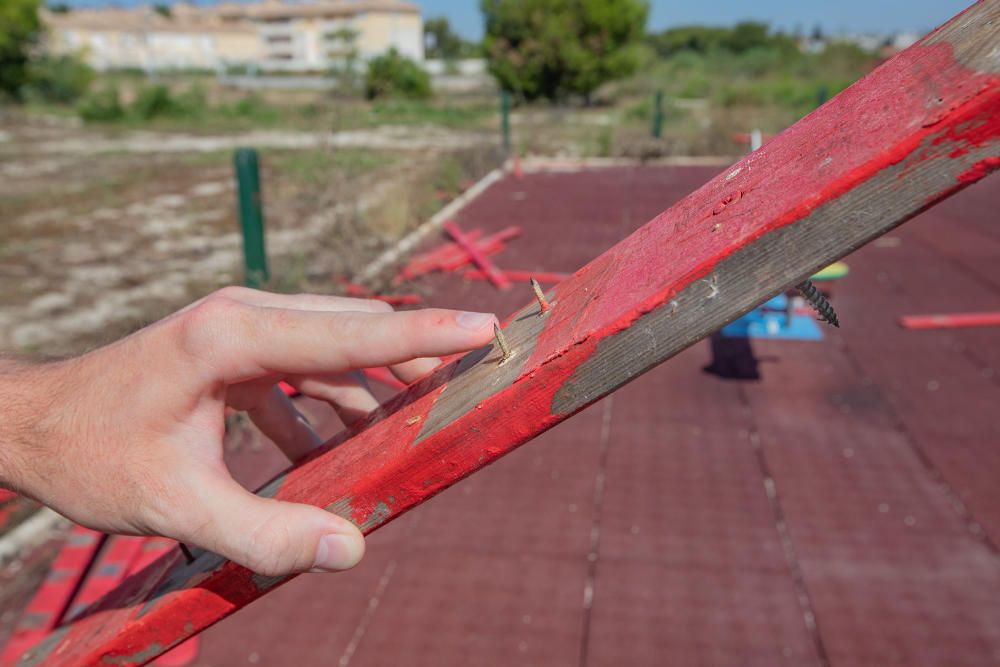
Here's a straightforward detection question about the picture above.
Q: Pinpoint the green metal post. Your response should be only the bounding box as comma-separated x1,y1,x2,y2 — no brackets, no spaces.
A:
234,147,269,288
652,89,665,139
816,85,829,108
500,90,511,155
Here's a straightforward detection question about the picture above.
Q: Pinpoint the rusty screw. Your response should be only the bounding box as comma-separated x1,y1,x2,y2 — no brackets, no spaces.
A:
530,277,550,314
494,323,512,364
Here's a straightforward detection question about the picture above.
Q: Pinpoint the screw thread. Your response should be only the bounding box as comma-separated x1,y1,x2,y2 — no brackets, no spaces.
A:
797,280,840,328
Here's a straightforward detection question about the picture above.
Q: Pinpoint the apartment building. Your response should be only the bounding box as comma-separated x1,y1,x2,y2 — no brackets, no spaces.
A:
248,1,423,71
42,0,424,73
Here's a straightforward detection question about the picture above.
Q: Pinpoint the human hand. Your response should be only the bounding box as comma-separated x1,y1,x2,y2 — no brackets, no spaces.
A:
0,287,497,576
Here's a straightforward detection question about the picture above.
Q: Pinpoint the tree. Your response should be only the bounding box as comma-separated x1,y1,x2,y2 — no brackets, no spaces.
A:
481,0,649,102
326,27,361,95
364,49,431,100
424,16,470,60
0,0,41,99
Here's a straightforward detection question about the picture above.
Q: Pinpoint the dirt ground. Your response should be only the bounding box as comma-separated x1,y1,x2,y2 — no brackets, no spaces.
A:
0,114,499,358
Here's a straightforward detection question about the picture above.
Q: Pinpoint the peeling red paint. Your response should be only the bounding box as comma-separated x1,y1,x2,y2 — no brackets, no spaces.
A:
957,156,1000,184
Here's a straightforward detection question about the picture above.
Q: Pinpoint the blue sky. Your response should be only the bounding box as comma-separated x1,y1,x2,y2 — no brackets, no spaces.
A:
60,0,972,39
416,0,972,37
418,0,968,39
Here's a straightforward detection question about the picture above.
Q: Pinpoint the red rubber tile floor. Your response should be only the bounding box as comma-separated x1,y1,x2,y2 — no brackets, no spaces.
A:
194,166,1000,666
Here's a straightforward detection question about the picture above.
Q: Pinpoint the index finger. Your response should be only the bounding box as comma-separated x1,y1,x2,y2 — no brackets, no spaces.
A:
182,300,497,383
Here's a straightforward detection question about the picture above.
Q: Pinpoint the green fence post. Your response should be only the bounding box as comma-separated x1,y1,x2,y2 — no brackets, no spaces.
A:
501,90,511,155
816,85,829,108
652,89,665,139
234,147,269,289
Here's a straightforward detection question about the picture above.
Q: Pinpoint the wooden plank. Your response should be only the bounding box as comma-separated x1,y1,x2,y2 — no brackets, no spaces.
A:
443,221,513,289
63,537,147,622
899,311,1000,329
18,4,1000,665
1,527,104,667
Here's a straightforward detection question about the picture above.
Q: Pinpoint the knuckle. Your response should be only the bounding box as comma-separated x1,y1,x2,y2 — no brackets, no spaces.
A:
214,285,253,302
176,294,243,356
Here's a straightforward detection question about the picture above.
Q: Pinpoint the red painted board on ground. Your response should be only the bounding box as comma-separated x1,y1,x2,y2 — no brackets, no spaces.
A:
899,311,1000,329
444,221,512,289
0,526,105,667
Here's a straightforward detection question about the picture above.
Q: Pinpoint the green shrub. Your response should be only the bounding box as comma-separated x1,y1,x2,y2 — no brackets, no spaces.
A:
172,83,208,117
77,85,125,122
0,0,42,99
222,93,280,123
364,49,431,100
130,84,177,119
23,54,94,104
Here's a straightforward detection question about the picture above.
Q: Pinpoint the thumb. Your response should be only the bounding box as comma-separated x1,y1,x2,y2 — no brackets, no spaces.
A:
189,477,365,577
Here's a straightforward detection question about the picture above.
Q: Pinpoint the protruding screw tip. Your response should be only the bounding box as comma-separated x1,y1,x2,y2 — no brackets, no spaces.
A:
494,323,512,364
530,277,550,314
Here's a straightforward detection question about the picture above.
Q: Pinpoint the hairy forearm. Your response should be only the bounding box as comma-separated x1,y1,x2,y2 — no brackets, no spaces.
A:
0,358,66,494
0,360,34,491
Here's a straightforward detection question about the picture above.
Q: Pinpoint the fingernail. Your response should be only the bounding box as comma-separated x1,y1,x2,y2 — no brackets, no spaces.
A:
312,533,363,572
456,311,495,331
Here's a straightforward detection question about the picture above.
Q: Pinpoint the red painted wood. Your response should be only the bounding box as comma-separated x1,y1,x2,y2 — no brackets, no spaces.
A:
444,221,512,290
362,367,407,391
396,227,522,282
463,269,570,284
17,6,1000,664
63,537,146,622
394,230,485,282
436,238,506,272
436,227,521,272
336,279,422,305
1,527,104,666
371,294,423,306
899,311,1000,329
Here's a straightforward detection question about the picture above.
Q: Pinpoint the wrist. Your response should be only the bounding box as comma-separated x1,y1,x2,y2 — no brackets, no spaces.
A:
0,359,73,495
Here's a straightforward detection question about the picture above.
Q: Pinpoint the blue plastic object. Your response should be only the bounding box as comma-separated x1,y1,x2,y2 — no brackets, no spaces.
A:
721,295,824,341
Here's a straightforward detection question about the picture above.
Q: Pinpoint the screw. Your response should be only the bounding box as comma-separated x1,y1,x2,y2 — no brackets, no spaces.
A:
530,277,550,314
179,543,195,564
797,280,840,327
494,323,512,364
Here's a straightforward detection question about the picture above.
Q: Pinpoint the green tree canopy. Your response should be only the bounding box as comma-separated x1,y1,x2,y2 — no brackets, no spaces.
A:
0,0,42,99
649,21,797,58
481,0,649,102
365,49,432,100
424,16,472,60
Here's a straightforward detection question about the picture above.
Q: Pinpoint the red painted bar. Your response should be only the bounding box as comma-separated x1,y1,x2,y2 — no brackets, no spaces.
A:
17,4,1000,664
371,294,422,306
436,226,521,272
362,367,407,391
899,311,1000,329
397,227,522,281
444,221,512,289
394,230,485,282
63,537,147,622
1,527,104,666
